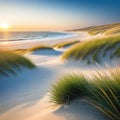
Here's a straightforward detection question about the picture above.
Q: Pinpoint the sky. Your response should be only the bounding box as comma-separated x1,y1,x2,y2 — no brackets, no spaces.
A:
0,0,120,31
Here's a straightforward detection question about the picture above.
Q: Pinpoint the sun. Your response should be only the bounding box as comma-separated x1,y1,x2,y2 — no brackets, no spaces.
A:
0,23,10,30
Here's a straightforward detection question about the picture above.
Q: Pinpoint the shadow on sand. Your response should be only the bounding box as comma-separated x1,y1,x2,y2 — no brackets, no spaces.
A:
0,66,55,114
53,100,108,120
31,49,62,56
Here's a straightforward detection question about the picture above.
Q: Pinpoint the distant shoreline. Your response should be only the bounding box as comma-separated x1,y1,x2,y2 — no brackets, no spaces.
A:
0,32,80,50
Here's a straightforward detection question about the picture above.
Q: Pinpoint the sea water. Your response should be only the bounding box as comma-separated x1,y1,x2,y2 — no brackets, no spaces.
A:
0,31,75,42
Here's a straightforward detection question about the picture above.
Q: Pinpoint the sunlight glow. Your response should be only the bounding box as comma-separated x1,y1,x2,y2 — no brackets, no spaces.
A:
0,23,9,29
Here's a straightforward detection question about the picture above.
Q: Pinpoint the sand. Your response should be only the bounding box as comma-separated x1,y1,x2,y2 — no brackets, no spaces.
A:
0,32,117,120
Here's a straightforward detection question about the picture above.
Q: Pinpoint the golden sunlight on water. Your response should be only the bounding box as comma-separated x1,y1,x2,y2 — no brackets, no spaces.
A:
0,31,11,50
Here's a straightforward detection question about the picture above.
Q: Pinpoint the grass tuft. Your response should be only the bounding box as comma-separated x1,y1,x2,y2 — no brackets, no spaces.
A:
13,45,53,54
50,69,120,120
62,36,120,63
53,40,80,48
0,50,36,76
50,75,88,105
29,45,53,52
14,49,28,55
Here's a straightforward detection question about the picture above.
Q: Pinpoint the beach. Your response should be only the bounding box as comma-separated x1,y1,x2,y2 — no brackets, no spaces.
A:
0,0,120,119
0,31,119,120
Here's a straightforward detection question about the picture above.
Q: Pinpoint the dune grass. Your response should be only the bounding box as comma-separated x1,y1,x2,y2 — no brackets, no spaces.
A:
0,50,36,76
50,69,120,120
14,49,28,55
62,36,120,64
13,45,53,55
74,23,120,35
105,26,120,35
50,75,88,105
53,40,80,48
88,23,120,35
29,45,53,52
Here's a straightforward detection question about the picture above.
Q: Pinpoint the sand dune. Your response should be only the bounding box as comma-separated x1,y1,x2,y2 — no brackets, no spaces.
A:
0,32,119,120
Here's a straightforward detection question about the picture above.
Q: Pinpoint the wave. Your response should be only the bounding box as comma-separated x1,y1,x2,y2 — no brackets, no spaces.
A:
0,31,77,43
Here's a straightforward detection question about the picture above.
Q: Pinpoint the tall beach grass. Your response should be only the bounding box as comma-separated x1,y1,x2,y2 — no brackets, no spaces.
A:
75,23,120,35
62,36,120,63
50,69,120,120
53,40,80,48
29,45,53,52
14,45,53,54
0,50,36,76
14,49,28,55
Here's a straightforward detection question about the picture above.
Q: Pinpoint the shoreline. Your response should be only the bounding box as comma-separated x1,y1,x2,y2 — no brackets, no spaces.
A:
0,32,79,50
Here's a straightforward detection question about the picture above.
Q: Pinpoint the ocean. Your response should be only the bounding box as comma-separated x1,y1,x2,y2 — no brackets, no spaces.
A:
0,31,75,43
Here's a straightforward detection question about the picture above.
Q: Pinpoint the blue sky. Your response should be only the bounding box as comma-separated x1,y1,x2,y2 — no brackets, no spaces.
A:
0,0,120,31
